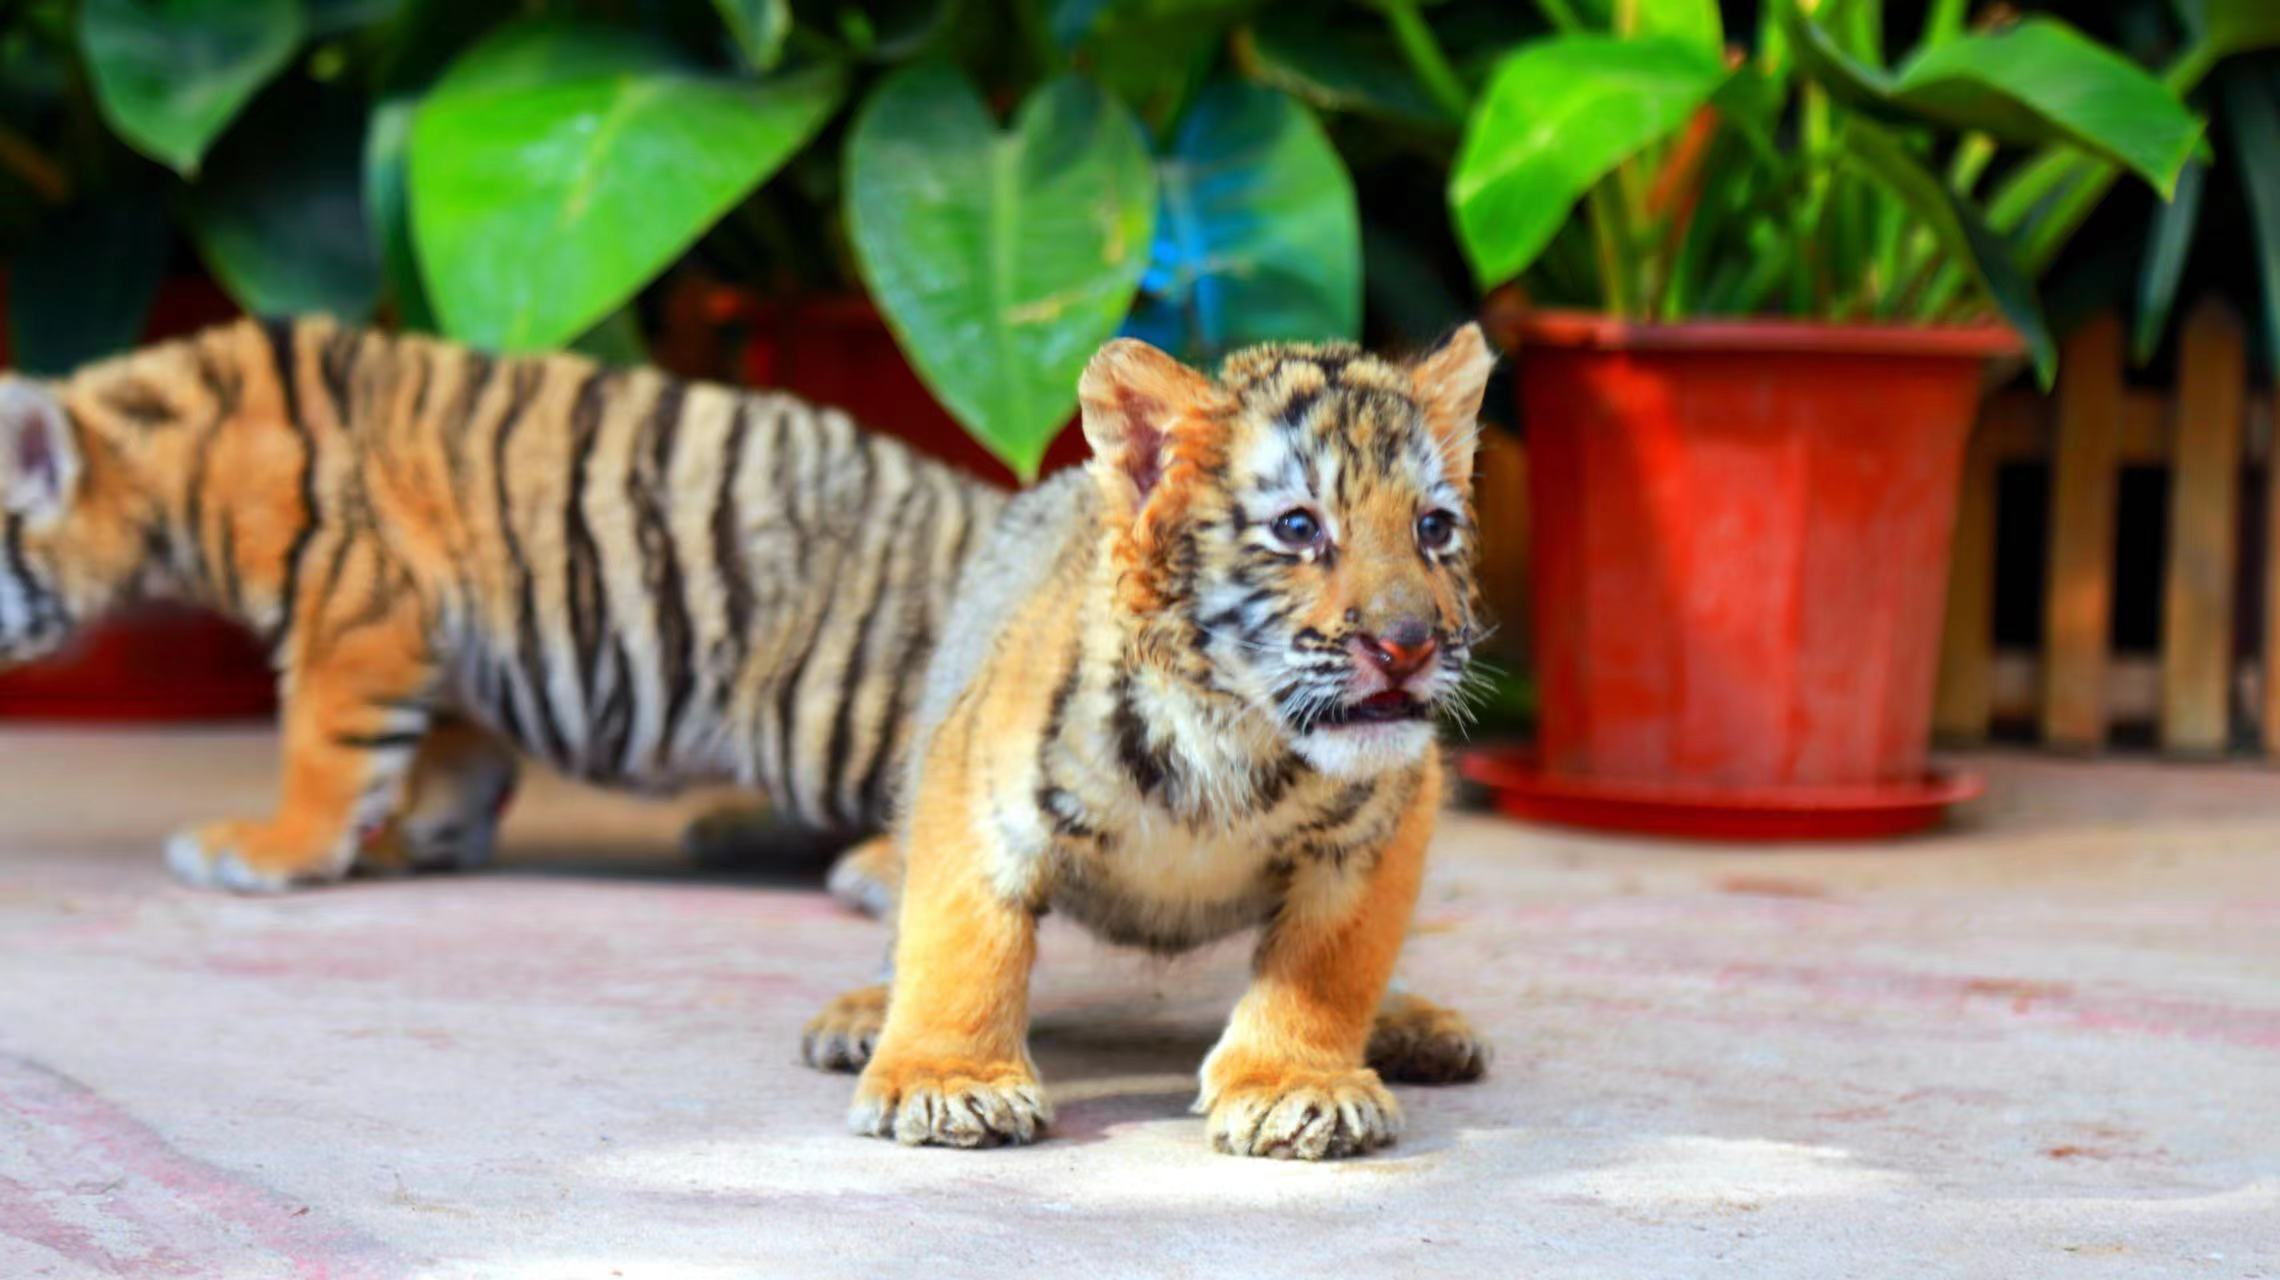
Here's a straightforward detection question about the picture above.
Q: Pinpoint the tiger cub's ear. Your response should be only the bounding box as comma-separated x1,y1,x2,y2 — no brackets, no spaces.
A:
1410,323,1496,486
1077,338,1224,522
0,379,80,530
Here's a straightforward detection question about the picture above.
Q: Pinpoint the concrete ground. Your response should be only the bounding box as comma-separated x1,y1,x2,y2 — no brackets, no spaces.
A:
0,729,2274,1279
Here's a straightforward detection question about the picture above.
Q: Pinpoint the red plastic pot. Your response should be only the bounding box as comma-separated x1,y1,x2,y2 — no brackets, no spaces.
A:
1474,311,2020,839
0,273,276,723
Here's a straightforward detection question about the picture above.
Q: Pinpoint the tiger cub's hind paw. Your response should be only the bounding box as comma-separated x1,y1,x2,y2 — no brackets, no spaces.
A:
824,835,900,918
164,821,349,894
850,1056,1051,1148
1203,1068,1402,1160
1367,992,1490,1085
802,984,887,1073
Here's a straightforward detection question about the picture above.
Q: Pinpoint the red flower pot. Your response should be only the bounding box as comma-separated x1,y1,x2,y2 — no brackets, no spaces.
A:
1465,312,2020,839
0,274,276,723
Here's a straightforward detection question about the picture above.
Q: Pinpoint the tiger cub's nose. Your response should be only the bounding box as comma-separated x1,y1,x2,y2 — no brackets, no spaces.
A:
1355,623,1438,683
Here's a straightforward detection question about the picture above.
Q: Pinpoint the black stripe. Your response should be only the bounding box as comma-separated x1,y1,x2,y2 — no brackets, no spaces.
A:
589,638,635,780
259,318,318,653
627,379,694,770
853,478,941,821
772,404,808,575
823,470,915,825
100,379,178,430
712,400,756,699
563,371,610,702
1111,669,1168,799
318,328,360,429
491,363,568,766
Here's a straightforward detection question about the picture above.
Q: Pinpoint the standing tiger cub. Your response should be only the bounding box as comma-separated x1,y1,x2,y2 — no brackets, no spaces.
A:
0,316,999,888
805,326,1497,1160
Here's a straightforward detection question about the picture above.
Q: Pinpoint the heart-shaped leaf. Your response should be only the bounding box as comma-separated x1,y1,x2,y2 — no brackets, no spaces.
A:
1780,6,2201,198
1125,80,1359,361
6,200,169,376
78,0,303,175
715,0,790,71
846,67,1156,480
409,19,844,350
364,95,434,329
183,83,381,319
1450,35,1726,288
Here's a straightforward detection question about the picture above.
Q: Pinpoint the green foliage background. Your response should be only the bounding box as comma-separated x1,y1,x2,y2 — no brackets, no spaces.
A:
0,0,2272,479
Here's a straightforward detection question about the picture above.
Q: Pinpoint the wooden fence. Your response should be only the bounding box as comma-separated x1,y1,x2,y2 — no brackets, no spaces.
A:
1934,303,2277,755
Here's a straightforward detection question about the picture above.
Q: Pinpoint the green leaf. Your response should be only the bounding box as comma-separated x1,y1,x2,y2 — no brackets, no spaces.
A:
1244,10,1446,127
1449,34,1725,287
183,84,380,319
78,0,305,175
2199,0,2280,57
1781,6,2201,197
569,306,648,367
2222,66,2280,380
1627,0,1720,57
1838,117,2053,383
408,19,844,351
365,96,433,330
846,67,1156,480
715,0,791,71
2131,158,2204,364
5,200,169,375
1125,81,1359,362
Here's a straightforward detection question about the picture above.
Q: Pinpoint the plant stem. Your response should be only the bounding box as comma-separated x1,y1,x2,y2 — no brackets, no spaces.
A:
1380,0,1471,122
1533,0,1587,34
1586,181,1635,317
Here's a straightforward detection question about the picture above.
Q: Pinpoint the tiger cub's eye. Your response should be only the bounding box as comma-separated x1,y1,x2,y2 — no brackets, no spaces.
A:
1271,509,1322,548
1417,510,1457,550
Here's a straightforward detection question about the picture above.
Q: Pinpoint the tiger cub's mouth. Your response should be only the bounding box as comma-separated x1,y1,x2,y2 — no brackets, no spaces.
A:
1316,691,1428,729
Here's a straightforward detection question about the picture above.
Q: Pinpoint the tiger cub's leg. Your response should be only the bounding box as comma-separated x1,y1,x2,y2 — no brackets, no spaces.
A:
802,983,1481,1082
1366,988,1489,1085
356,716,520,875
166,597,440,893
849,788,1048,1146
1197,776,1437,1160
824,833,901,918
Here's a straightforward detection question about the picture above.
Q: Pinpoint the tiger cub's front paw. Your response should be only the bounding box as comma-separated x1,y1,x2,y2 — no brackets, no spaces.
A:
164,822,349,894
1202,1067,1402,1160
850,1054,1051,1148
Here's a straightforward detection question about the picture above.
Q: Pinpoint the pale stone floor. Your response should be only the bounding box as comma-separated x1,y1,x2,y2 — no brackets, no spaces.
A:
0,727,2274,1278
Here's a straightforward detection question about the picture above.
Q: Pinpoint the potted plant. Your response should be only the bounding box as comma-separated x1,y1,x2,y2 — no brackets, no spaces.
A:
1444,0,2247,837
3,0,1526,713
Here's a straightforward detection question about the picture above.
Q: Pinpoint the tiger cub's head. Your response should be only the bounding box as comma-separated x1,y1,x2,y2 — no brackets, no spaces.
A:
1078,325,1496,777
0,376,145,666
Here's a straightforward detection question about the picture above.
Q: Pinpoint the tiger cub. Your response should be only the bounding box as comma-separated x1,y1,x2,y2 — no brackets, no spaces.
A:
804,326,1497,1160
0,316,999,888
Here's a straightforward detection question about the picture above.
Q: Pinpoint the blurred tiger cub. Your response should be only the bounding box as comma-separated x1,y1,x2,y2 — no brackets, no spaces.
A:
805,328,1496,1160
0,316,999,888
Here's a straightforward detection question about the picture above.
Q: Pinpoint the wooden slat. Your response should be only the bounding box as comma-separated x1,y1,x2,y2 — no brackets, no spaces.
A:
1993,651,2161,726
1978,390,2168,463
2041,313,2125,750
2160,302,2247,755
1934,420,1999,741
